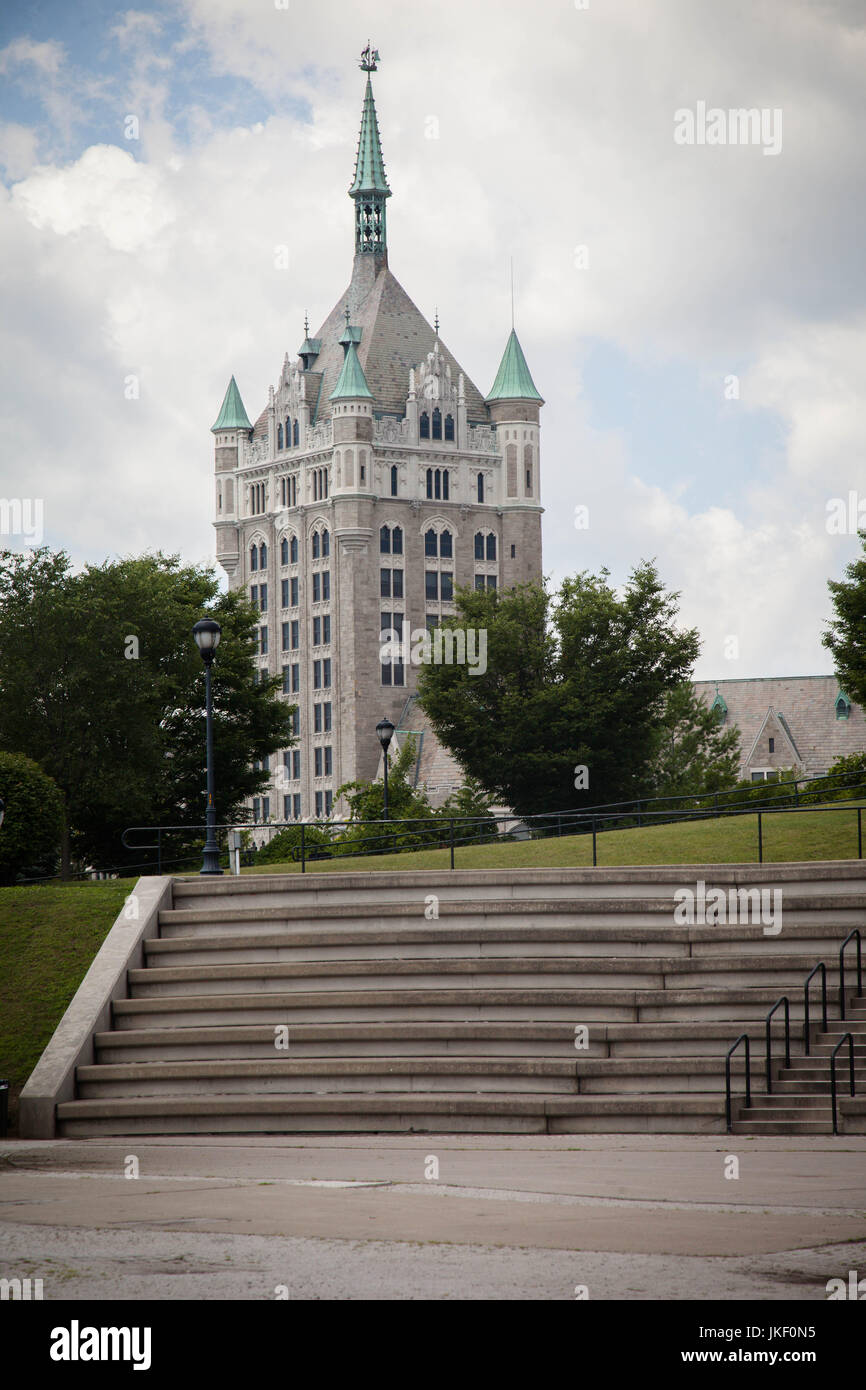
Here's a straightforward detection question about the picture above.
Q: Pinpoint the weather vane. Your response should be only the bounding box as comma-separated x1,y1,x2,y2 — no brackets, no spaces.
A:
359,43,380,72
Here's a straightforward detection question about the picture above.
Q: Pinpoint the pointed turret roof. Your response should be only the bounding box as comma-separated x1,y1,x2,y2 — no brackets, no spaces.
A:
330,339,373,400
485,329,543,403
211,375,252,431
349,74,391,197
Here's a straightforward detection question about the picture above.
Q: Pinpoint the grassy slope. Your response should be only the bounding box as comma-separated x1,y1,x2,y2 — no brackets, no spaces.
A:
240,803,866,875
0,882,129,1122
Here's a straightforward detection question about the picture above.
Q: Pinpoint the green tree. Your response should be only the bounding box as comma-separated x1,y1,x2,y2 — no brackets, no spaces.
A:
335,738,441,853
823,532,866,708
0,548,293,874
417,563,701,817
647,682,741,801
0,751,64,884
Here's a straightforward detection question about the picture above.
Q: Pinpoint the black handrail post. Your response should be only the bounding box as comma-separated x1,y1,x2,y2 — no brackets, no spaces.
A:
839,929,862,1021
803,962,827,1054
830,1032,855,1136
592,817,597,867
725,1034,751,1132
300,822,306,874
157,828,162,877
758,811,762,864
765,996,790,1094
858,806,862,861
450,818,455,870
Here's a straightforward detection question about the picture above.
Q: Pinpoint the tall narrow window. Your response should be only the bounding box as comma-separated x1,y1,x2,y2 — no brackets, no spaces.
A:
259,543,267,568
312,532,320,560
391,465,398,496
440,530,452,559
420,412,430,439
477,473,484,504
277,424,283,450
380,525,391,554
290,535,298,564
434,469,441,500
444,414,455,442
286,416,291,446
486,534,496,561
432,408,442,440
392,526,403,555
426,468,433,499
250,544,258,572
293,419,299,446
425,528,437,557
474,532,484,561
322,529,330,557
280,537,289,565
442,471,449,500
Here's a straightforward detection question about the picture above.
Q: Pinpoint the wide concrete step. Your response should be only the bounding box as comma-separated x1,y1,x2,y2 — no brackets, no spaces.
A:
95,1019,787,1063
76,1054,730,1100
55,1090,728,1137
144,925,858,963
730,1119,834,1135
126,955,846,998
111,986,830,1029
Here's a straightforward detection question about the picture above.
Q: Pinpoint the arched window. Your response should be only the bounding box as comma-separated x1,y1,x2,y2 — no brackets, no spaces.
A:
444,414,455,442
290,535,298,564
259,542,267,568
280,537,289,566
392,526,403,555
250,544,259,572
425,528,438,557
285,416,291,446
440,529,452,559
477,472,484,504
293,419,299,446
322,529,330,557
420,412,430,439
474,532,484,561
836,693,852,720
277,424,283,450
380,525,391,554
312,532,320,560
432,408,442,440
442,470,449,501
426,468,433,499
391,465,398,497
486,534,496,561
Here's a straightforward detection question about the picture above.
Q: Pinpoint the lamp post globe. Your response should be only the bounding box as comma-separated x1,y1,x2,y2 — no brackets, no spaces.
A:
376,718,395,821
193,618,223,875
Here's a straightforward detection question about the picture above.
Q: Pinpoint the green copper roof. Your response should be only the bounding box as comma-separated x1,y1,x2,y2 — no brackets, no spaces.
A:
349,75,391,197
211,375,252,432
485,329,543,402
330,340,373,400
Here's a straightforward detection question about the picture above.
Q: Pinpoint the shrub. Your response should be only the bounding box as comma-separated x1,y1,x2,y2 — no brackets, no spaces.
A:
0,752,64,884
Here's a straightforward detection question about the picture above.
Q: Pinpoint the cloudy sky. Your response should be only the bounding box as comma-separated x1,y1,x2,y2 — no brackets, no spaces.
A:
1,0,864,679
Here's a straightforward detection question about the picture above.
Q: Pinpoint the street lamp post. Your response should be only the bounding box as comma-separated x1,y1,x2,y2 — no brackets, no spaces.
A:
193,618,223,876
376,717,395,821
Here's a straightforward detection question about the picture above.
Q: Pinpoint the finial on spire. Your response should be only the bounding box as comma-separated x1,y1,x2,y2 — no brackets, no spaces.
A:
304,310,310,336
510,257,515,330
344,303,351,328
434,306,439,336
359,42,380,72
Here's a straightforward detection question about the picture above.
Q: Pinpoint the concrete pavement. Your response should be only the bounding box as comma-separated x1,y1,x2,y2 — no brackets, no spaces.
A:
2,1134,865,1299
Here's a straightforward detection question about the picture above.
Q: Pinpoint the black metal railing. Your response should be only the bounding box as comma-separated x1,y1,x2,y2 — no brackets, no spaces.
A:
803,962,828,1054
764,996,790,1095
725,1034,752,1132
839,929,863,1020
830,1033,856,1135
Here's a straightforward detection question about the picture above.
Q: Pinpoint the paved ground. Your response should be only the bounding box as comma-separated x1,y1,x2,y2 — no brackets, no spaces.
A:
1,1134,865,1299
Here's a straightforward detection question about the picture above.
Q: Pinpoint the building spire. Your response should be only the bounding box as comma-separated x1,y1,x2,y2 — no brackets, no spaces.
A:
349,46,391,260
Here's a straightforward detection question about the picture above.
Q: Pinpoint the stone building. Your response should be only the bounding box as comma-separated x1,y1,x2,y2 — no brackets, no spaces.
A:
693,675,866,782
211,49,544,822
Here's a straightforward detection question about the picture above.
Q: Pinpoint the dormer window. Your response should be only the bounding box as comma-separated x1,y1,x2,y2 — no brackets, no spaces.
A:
711,691,727,724
836,692,852,720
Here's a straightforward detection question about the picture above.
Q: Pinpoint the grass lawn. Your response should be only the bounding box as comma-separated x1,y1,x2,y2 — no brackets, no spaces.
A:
239,803,866,875
0,881,129,1126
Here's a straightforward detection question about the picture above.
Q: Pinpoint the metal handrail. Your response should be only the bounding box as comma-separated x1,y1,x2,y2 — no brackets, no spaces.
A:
839,929,863,1021
803,962,828,1055
764,996,790,1094
725,1034,752,1132
830,1033,856,1135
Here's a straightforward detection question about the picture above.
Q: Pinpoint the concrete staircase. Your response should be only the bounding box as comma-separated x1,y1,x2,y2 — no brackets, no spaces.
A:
54,864,866,1137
